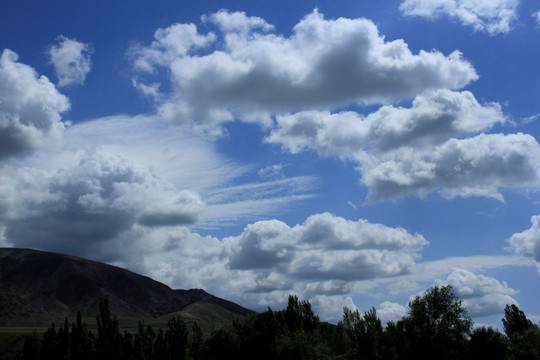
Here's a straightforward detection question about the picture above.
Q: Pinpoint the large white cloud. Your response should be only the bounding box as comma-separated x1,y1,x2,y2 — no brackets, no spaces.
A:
131,9,477,125
223,212,427,277
361,132,540,201
508,215,540,271
0,114,317,259
0,151,205,256
60,115,317,229
400,0,519,35
267,89,539,201
437,268,518,317
48,36,92,87
267,89,505,156
0,49,69,159
112,212,428,321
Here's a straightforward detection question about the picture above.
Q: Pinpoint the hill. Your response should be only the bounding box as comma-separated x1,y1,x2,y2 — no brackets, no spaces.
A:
0,248,252,326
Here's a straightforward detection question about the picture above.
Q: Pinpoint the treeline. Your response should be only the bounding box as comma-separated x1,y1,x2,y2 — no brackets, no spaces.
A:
20,285,540,360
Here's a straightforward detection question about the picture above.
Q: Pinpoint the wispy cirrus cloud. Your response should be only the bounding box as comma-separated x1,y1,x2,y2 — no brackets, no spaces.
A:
533,10,540,26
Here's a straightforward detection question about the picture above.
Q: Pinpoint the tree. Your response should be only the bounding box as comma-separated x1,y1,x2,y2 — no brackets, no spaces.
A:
502,304,534,339
95,295,122,360
189,322,203,360
22,330,40,360
402,285,472,360
39,323,58,360
70,312,93,360
201,327,240,360
467,326,508,360
502,304,540,360
508,326,540,360
285,295,319,333
165,315,188,360
133,321,155,360
341,307,383,360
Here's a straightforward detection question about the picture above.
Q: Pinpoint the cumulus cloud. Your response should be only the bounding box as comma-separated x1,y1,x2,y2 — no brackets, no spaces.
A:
361,133,540,202
48,36,92,87
0,151,205,256
0,113,318,268
267,89,540,201
400,0,519,35
60,115,316,229
377,301,408,324
131,9,477,125
437,268,518,317
267,89,505,156
310,295,358,322
508,215,540,271
222,212,427,288
201,9,274,34
113,212,428,321
0,49,69,159
11,207,425,321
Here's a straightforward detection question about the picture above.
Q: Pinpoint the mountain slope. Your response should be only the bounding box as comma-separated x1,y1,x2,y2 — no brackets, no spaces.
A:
0,248,252,326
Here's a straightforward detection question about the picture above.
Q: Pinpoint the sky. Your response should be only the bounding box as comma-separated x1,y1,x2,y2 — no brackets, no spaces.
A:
1,0,540,327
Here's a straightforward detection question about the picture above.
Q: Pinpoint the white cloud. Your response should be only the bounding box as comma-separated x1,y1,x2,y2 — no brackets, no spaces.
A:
437,268,518,317
377,301,408,325
267,89,539,202
416,255,533,279
533,10,540,26
361,133,540,202
258,164,285,179
400,0,519,35
0,113,317,260
113,212,428,321
0,151,205,255
0,49,69,159
508,215,540,271
201,9,274,34
223,212,427,277
522,113,540,125
131,9,477,126
310,295,358,323
59,114,316,229
48,36,92,87
267,89,505,156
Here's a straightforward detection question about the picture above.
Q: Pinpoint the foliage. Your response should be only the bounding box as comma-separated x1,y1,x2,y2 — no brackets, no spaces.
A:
15,287,540,360
502,304,540,360
467,326,508,360
502,304,534,339
401,285,472,360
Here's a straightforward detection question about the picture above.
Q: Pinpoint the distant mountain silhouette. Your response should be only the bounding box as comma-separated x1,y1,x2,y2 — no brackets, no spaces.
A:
0,248,252,326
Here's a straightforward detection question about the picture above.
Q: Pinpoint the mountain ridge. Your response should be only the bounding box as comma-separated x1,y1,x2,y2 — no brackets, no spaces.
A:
0,247,253,326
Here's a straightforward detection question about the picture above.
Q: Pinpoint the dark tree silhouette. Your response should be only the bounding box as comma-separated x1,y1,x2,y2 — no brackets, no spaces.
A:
467,326,508,360
96,296,122,360
402,285,472,360
502,304,534,339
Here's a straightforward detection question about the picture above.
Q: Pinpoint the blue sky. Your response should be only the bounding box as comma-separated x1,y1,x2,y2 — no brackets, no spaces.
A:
1,0,540,327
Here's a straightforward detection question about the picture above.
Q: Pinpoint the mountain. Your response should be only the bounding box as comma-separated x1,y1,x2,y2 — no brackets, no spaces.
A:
0,248,253,326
